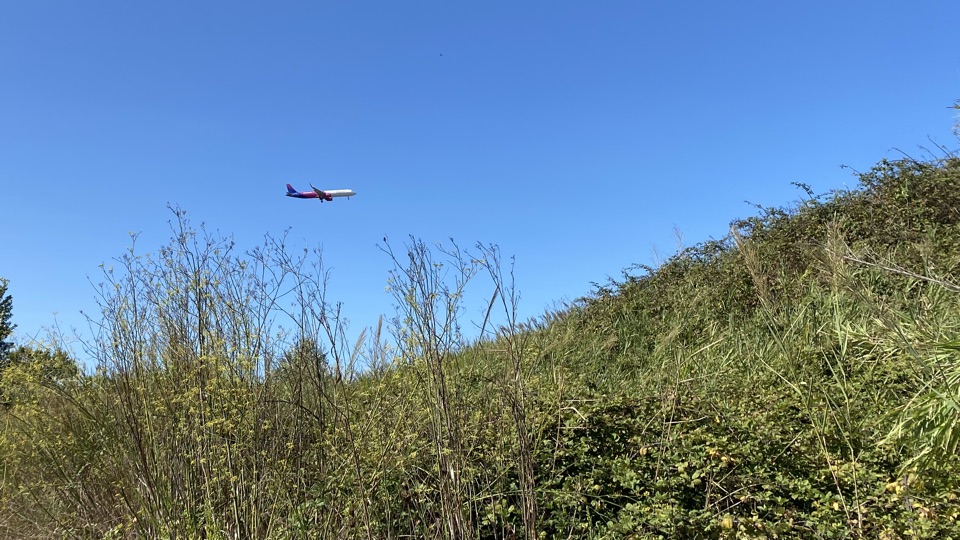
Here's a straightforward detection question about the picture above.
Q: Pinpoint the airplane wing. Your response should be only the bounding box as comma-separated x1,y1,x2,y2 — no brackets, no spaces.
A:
310,184,327,198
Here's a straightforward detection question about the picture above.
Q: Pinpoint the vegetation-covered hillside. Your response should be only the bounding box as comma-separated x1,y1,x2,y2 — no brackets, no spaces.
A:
2,153,960,539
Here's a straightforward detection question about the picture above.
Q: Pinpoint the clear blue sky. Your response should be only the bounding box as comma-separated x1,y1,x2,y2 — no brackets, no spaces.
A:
2,1,958,356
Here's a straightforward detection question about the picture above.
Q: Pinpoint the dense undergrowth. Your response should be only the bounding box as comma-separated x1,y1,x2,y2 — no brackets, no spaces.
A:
2,154,960,538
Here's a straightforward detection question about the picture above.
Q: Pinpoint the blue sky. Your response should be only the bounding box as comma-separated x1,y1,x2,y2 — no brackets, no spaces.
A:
2,1,958,357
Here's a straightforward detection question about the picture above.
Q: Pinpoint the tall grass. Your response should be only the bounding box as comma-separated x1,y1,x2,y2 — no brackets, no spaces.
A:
2,155,960,537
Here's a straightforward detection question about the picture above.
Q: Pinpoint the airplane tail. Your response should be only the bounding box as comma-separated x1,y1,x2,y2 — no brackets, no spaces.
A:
286,184,298,194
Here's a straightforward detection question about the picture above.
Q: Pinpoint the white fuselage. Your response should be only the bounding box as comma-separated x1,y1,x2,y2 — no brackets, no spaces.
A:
324,189,356,198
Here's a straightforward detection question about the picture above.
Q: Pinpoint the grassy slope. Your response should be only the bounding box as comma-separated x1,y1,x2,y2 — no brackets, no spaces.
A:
514,156,960,537
2,156,960,539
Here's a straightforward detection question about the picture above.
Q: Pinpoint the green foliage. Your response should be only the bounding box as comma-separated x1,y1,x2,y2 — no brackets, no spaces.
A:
3,153,960,538
0,278,14,365
532,154,960,537
0,345,79,406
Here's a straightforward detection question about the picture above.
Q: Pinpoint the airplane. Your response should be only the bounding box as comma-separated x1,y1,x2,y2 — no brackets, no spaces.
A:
285,183,356,202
